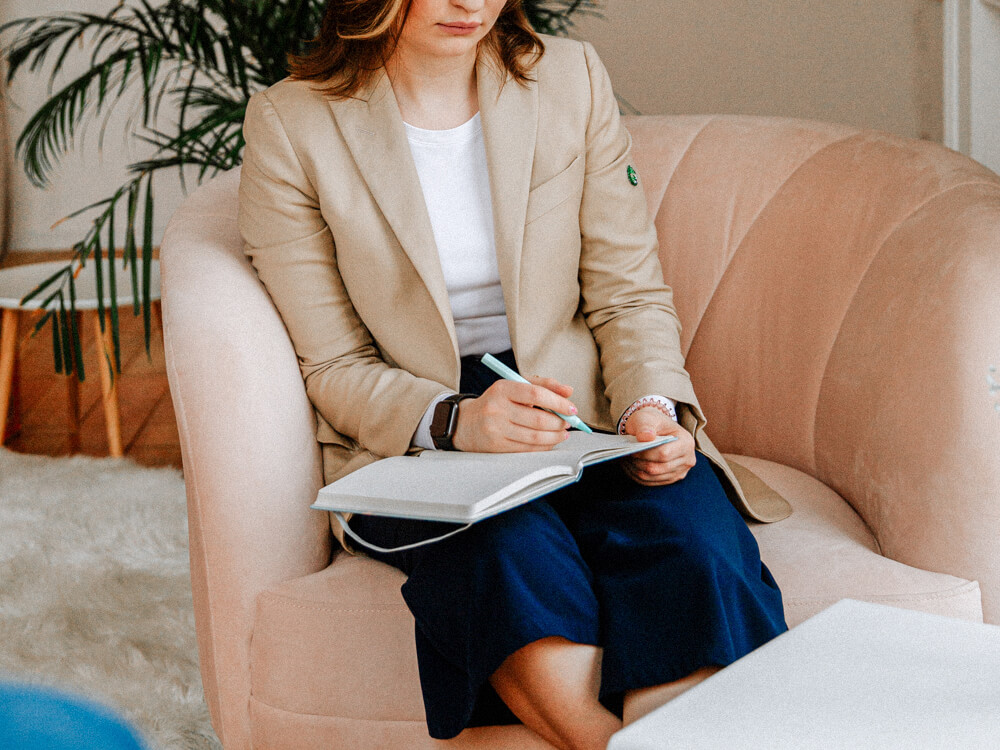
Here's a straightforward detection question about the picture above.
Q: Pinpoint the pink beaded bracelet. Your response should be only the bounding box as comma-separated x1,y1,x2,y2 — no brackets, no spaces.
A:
617,396,678,435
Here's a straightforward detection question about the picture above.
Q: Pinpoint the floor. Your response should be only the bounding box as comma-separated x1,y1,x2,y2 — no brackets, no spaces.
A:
1,251,181,469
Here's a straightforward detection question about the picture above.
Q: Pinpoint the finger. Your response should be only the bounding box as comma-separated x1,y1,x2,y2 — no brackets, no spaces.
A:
635,443,696,469
627,465,689,486
632,444,676,462
633,441,689,463
525,374,574,398
509,403,571,432
625,409,673,441
631,457,676,475
631,459,683,481
504,381,579,418
624,448,694,481
624,463,675,486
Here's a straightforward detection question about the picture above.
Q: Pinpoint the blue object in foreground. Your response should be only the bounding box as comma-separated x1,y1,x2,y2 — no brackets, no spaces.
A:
0,682,146,750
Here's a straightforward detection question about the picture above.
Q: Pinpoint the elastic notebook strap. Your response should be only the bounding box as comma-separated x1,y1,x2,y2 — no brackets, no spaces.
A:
333,512,475,553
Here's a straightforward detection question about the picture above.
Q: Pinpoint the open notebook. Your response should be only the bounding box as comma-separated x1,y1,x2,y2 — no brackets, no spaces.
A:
313,431,675,524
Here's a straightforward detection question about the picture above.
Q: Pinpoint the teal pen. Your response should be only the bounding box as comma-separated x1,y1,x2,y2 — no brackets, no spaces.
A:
480,353,594,434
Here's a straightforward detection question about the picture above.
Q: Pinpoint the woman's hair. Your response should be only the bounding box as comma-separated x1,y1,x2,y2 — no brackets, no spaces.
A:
288,0,544,98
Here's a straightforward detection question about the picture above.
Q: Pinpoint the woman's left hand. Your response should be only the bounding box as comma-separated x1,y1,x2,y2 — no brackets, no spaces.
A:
621,407,696,486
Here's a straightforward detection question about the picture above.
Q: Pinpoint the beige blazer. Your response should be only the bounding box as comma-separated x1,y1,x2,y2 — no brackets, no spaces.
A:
238,35,791,545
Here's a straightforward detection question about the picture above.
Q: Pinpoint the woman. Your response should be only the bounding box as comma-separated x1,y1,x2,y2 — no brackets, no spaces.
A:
239,1,790,747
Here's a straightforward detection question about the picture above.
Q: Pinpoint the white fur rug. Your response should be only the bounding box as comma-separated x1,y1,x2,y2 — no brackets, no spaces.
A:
0,447,220,749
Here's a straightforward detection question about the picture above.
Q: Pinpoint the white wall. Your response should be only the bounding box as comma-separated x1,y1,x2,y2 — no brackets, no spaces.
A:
943,0,1000,173
969,1,1000,172
2,0,946,252
969,0,1000,172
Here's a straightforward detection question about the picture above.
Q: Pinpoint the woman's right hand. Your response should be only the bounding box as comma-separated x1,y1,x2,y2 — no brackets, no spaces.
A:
452,377,578,453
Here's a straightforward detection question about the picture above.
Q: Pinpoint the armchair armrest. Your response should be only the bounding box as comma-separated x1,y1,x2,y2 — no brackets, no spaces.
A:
161,168,331,748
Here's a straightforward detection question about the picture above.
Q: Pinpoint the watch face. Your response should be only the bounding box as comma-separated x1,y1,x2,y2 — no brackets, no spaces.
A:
431,398,459,448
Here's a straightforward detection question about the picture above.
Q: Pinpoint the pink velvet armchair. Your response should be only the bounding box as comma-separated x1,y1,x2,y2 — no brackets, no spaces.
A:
162,115,1000,749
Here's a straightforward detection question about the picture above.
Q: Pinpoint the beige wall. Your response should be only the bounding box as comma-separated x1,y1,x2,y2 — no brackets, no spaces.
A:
2,0,944,251
571,0,943,141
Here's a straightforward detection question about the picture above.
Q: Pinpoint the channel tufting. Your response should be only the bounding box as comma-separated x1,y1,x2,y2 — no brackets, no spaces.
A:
813,177,1000,482
812,177,1000,571
629,117,856,359
637,119,999,480
664,123,856,352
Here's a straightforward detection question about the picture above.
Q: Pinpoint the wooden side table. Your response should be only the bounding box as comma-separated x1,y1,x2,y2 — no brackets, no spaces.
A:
0,259,161,457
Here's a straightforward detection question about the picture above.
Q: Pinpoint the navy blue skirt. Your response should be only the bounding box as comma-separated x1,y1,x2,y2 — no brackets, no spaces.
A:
348,351,787,740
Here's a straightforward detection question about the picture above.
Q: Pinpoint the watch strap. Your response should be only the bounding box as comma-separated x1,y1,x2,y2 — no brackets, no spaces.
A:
431,393,475,450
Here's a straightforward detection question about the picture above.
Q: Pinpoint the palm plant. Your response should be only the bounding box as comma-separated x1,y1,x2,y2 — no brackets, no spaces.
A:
0,0,600,379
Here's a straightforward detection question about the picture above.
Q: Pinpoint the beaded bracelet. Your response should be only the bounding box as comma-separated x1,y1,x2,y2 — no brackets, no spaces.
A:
617,396,678,435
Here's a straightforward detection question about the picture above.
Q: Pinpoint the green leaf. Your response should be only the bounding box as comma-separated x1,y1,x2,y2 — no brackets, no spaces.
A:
51,297,64,375
31,309,55,337
57,293,73,375
123,180,138,270
95,225,106,333
129,193,141,317
107,239,122,375
20,265,68,307
67,271,86,380
141,173,154,352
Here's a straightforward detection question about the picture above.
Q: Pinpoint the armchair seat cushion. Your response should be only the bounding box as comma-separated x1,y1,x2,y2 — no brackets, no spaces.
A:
734,455,983,627
249,455,982,725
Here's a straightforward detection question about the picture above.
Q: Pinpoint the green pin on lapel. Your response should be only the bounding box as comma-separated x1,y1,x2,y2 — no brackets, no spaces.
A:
627,165,638,186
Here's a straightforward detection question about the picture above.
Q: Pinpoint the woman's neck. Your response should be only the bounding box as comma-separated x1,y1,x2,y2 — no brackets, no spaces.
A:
386,48,479,130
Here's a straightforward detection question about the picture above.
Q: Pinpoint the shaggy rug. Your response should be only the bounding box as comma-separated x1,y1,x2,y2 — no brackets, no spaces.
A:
0,447,220,749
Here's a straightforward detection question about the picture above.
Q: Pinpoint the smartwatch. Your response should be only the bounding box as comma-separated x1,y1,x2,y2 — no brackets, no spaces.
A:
430,394,475,451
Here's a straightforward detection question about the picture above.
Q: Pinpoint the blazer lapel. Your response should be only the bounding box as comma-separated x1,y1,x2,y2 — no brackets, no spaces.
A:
477,55,538,356
329,60,539,368
329,73,459,360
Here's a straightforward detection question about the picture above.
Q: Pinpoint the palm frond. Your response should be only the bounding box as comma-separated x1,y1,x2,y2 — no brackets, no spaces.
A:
524,0,603,36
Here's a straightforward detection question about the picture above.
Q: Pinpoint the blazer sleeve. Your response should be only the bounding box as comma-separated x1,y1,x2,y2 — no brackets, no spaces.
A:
576,42,709,431
238,90,449,457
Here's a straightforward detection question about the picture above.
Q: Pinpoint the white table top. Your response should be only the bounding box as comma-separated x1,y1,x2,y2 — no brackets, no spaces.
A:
0,259,160,311
609,599,1000,750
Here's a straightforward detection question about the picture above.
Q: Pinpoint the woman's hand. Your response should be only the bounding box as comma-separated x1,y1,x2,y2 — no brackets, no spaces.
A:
452,376,577,453
621,407,696,486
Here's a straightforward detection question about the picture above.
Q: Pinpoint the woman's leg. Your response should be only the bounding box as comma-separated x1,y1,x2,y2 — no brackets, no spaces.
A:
490,637,621,750
349,499,612,743
555,456,787,725
621,666,721,725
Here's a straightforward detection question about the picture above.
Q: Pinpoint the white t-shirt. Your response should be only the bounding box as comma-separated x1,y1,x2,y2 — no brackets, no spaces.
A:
404,113,511,356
